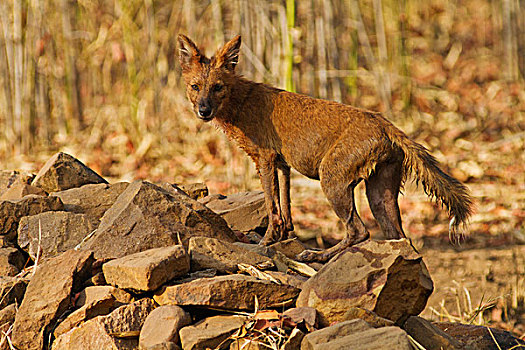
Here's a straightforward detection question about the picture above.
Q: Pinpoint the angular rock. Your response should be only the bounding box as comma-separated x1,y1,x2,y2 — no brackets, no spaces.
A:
50,182,129,225
0,182,46,201
51,318,138,350
0,276,28,309
75,285,133,308
31,152,107,193
189,237,273,273
0,195,63,244
296,239,433,325
0,303,17,350
283,307,318,330
18,211,94,260
11,250,94,350
178,183,208,200
179,315,247,350
0,247,26,276
103,245,190,292
139,305,191,348
433,322,525,349
229,339,266,350
301,319,373,350
52,298,155,350
269,238,307,259
154,274,300,311
81,181,236,259
263,271,307,289
309,326,412,350
200,191,267,233
54,293,117,338
282,328,305,350
341,307,395,328
403,316,461,350
143,343,181,350
0,170,34,197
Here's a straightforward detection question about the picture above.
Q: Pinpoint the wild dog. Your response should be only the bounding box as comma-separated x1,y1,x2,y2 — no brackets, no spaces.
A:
177,34,473,262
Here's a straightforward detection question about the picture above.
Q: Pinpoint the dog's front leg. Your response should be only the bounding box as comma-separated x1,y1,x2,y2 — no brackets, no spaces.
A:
258,152,283,245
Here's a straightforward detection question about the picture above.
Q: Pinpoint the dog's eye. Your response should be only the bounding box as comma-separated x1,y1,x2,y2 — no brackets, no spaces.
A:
213,84,223,92
191,84,199,91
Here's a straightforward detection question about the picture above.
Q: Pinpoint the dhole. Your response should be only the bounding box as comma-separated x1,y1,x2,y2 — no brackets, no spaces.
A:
178,34,473,262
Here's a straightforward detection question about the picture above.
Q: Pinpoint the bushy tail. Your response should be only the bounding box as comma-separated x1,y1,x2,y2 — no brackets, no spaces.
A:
384,121,474,241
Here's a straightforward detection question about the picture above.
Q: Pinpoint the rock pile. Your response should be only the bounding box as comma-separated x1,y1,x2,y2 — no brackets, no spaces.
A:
0,152,522,350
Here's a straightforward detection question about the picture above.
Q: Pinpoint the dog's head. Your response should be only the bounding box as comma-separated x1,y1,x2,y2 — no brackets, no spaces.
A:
177,35,241,121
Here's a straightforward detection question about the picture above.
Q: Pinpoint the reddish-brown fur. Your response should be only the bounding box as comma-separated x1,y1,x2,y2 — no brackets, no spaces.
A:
178,34,474,262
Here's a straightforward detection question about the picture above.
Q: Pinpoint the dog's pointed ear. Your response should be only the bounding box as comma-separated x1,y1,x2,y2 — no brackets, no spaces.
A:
214,35,241,71
178,34,201,71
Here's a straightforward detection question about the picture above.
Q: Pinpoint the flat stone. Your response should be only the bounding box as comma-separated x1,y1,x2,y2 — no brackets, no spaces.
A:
154,274,300,311
53,298,155,349
139,305,191,348
54,293,117,338
200,191,268,233
11,250,94,350
433,322,525,349
103,245,190,292
297,239,433,326
0,182,46,201
403,316,461,350
0,195,63,244
81,181,236,259
31,152,107,193
51,317,138,350
50,182,129,226
341,307,395,328
75,285,133,308
189,236,273,273
179,315,247,350
310,326,412,350
301,319,373,350
0,247,26,276
283,307,318,329
269,238,307,259
0,276,29,310
18,211,95,260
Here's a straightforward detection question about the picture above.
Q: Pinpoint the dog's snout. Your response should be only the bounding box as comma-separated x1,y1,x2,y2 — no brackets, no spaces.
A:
198,99,213,118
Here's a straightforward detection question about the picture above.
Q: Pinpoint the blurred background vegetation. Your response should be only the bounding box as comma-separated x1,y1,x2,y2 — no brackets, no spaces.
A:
0,0,523,235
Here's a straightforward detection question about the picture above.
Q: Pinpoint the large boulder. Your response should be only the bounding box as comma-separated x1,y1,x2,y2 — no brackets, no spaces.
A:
18,211,95,260
11,250,94,350
80,181,236,259
154,274,300,311
31,152,107,193
0,195,63,244
296,239,433,326
102,245,190,292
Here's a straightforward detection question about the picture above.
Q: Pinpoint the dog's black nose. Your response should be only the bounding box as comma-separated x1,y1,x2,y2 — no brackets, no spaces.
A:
198,105,212,117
